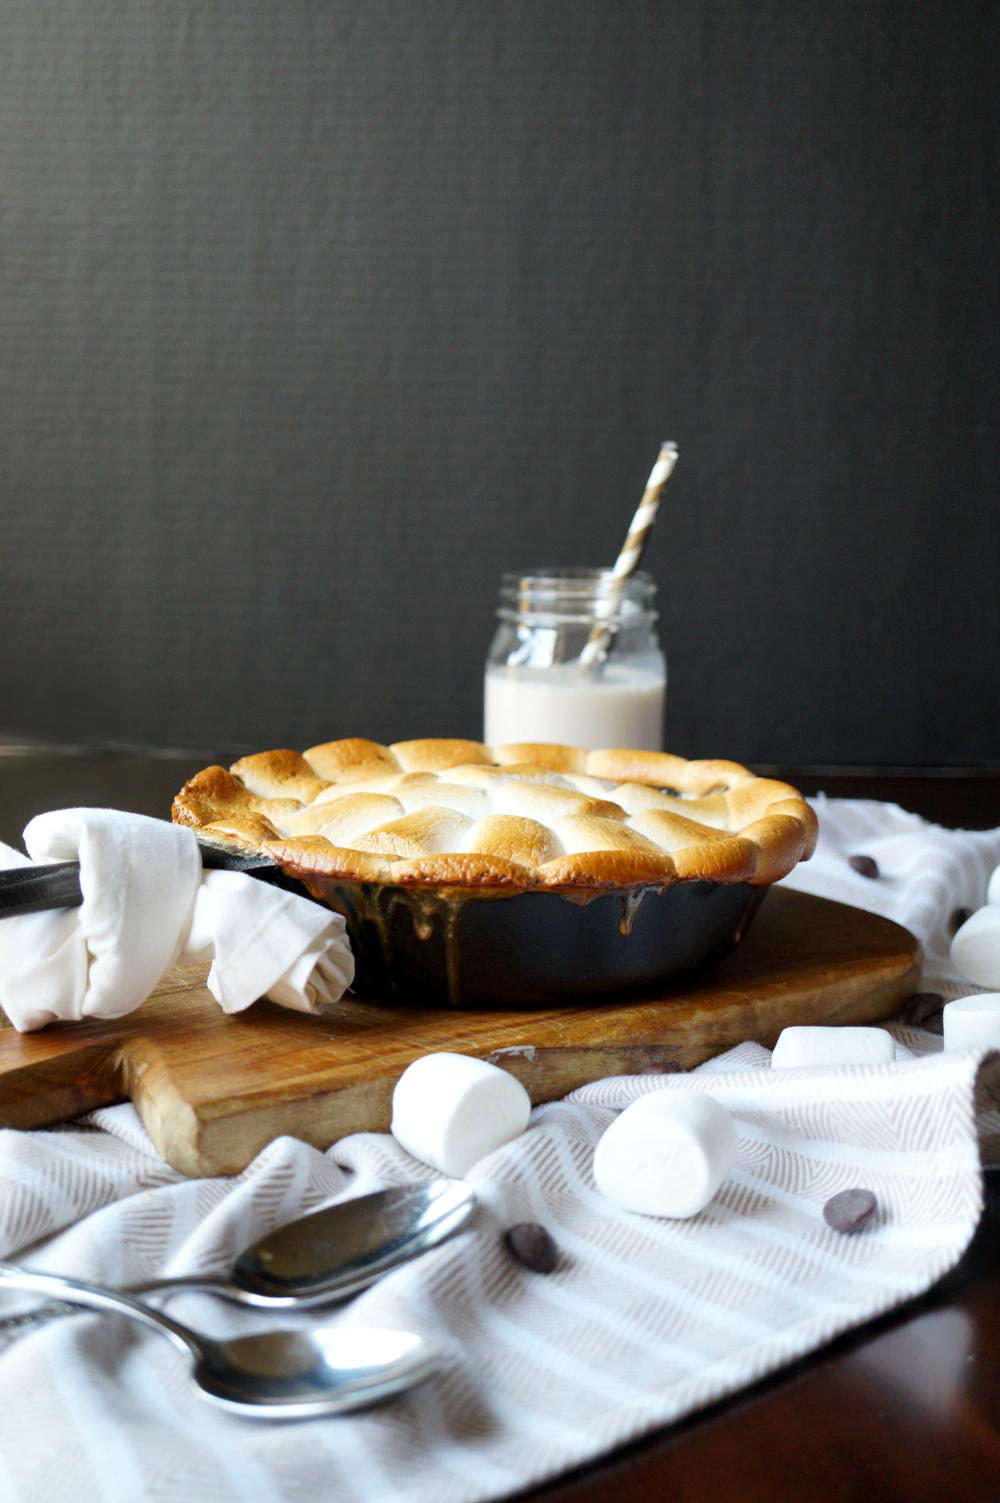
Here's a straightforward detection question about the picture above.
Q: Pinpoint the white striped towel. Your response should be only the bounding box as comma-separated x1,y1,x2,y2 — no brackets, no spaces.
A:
778,792,1000,998
0,797,997,1503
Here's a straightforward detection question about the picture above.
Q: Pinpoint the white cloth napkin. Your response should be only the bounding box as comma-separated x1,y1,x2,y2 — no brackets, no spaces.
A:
0,798,995,1503
778,792,1000,997
0,809,354,1031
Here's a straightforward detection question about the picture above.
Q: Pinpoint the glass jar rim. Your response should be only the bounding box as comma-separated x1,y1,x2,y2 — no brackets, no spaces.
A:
500,567,655,596
497,568,657,627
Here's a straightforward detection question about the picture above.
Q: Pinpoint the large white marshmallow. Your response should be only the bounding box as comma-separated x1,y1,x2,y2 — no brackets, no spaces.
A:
943,994,1000,1052
771,1026,895,1069
391,1052,532,1177
987,863,1000,907
593,1090,738,1219
951,906,1000,991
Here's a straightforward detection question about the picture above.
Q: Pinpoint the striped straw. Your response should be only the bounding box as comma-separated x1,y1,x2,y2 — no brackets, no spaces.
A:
577,441,678,673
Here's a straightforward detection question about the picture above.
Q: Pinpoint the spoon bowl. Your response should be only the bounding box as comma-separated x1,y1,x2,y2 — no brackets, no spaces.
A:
0,1179,476,1333
196,1327,439,1417
226,1177,476,1306
0,1263,441,1419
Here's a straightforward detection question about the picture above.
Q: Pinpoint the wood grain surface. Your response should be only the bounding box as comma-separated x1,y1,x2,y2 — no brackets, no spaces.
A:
0,888,919,1176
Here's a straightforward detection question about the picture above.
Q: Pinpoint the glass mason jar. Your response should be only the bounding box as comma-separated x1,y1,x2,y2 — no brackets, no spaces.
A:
484,568,667,751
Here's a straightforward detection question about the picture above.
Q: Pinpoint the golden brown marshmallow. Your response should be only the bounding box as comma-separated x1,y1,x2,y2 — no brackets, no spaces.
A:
198,812,281,853
608,782,681,815
390,853,530,885
172,766,253,829
492,782,625,824
302,738,401,784
534,849,674,887
738,814,809,885
584,748,690,789
351,807,474,859
390,739,492,773
393,782,492,820
438,764,511,790
263,836,395,883
462,814,562,868
491,743,589,774
230,750,330,804
550,815,663,858
283,793,405,843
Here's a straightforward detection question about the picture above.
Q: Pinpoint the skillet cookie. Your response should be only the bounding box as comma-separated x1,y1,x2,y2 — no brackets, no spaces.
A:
172,739,817,891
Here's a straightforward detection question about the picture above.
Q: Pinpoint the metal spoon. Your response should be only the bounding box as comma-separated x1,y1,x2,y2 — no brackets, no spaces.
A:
0,1263,441,1418
0,1179,475,1332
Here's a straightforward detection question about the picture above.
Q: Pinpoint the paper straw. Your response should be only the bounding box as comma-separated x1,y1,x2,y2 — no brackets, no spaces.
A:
577,441,678,673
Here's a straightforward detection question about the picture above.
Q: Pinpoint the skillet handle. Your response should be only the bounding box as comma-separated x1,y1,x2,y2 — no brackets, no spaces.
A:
0,862,83,917
0,843,293,920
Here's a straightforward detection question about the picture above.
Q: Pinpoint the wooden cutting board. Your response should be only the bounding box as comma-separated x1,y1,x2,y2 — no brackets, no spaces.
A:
0,889,920,1177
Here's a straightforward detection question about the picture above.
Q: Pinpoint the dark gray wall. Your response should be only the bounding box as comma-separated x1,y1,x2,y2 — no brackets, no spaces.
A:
1,0,997,766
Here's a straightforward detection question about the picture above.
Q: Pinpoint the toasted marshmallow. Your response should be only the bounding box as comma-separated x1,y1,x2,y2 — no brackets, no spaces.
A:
352,807,474,859
284,794,405,844
394,782,491,821
462,814,562,868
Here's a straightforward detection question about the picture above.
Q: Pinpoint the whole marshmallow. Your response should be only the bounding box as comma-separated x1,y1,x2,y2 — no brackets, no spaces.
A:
593,1090,738,1219
391,1052,532,1177
987,863,1000,907
771,1026,895,1069
951,906,1000,991
943,994,1000,1052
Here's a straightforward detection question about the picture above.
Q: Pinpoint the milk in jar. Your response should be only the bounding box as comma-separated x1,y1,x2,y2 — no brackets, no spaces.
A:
484,569,666,751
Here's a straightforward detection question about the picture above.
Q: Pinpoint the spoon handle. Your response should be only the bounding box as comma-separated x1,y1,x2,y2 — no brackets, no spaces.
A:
0,1301,77,1333
0,1272,237,1335
0,1265,203,1361
123,1274,228,1297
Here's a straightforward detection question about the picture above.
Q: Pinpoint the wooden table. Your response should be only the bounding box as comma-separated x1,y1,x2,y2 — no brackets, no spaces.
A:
1,753,999,1501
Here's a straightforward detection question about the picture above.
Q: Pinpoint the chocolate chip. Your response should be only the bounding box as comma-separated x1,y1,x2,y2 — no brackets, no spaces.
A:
900,990,946,1034
949,906,974,936
641,1061,682,1075
848,855,880,880
504,1223,560,1274
823,1188,878,1235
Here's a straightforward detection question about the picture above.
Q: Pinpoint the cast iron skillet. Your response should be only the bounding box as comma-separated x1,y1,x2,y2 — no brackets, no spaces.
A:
0,847,769,1009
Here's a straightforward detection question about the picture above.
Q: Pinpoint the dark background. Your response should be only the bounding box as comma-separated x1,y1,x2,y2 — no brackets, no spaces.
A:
0,0,997,768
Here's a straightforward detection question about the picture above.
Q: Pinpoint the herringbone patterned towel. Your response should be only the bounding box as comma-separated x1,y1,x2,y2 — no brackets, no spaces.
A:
779,792,1000,997
0,1048,992,1503
0,798,995,1503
